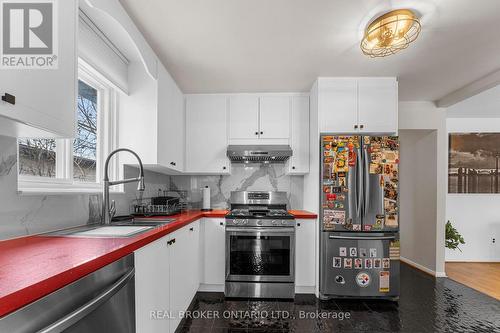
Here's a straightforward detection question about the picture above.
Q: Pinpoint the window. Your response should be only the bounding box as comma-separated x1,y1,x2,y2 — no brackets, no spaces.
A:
18,62,117,193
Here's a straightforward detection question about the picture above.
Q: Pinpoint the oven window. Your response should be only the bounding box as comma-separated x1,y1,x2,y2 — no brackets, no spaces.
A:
229,235,291,276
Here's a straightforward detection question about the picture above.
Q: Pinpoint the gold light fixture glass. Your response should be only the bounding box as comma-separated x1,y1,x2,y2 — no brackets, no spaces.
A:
361,9,421,57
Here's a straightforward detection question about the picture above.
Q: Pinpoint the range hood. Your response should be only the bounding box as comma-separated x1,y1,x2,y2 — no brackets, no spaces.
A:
227,145,293,163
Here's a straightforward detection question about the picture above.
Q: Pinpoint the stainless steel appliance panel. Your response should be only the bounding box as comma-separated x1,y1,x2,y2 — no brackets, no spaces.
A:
321,136,362,231
362,136,399,232
225,227,295,283
0,255,135,333
320,232,399,299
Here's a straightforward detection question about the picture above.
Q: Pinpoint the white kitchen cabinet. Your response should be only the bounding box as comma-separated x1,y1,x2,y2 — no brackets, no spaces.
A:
0,0,77,138
295,219,316,289
135,235,170,333
119,62,185,174
259,96,290,139
229,95,260,140
287,96,310,174
316,77,398,134
186,221,201,298
169,226,192,331
185,95,230,174
357,78,398,134
318,78,358,133
157,65,185,172
202,218,226,285
135,222,201,333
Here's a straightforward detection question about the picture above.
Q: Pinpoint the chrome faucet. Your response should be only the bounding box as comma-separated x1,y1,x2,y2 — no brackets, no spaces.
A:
103,148,145,224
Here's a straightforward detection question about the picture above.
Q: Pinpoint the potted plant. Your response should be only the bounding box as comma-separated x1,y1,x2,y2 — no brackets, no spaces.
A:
445,220,465,252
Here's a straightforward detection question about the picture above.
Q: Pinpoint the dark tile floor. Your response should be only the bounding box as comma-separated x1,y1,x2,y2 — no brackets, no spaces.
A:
178,264,500,332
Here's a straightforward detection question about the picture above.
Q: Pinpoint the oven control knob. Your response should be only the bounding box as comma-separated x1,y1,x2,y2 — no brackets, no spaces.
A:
281,220,288,225
272,220,278,225
257,220,263,226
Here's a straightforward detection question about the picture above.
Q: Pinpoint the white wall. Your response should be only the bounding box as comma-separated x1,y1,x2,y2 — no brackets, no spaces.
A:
445,117,500,262
399,102,448,276
399,129,439,271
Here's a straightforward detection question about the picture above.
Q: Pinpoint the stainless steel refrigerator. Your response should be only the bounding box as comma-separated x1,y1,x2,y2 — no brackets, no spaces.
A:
319,135,400,300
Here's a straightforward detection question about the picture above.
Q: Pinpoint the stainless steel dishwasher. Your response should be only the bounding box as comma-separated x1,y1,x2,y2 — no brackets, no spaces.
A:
0,254,135,333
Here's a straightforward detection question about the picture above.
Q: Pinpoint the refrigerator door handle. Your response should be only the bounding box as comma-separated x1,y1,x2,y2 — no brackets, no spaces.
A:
356,147,363,218
363,146,370,216
329,235,396,240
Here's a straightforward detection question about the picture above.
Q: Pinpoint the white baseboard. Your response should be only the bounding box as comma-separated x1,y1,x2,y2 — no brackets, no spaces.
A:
198,284,224,292
445,259,500,263
400,257,447,277
295,286,315,294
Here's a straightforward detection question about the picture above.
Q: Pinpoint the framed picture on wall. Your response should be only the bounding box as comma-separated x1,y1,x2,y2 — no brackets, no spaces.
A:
448,133,500,193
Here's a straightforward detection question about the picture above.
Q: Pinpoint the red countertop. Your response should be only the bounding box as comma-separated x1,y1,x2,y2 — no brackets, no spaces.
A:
0,209,316,317
288,210,318,219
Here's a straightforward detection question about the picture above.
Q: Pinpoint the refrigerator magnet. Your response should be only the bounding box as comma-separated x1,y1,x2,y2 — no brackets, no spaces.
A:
374,259,382,269
385,213,398,227
356,272,371,287
344,258,352,269
354,258,363,269
365,259,373,269
364,136,371,144
339,247,347,257
352,224,361,231
379,271,390,292
363,225,372,231
349,247,357,257
369,248,377,258
333,257,342,268
382,258,390,269
359,248,367,257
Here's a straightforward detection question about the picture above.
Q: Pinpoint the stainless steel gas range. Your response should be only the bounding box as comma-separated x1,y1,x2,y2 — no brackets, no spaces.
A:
225,191,296,299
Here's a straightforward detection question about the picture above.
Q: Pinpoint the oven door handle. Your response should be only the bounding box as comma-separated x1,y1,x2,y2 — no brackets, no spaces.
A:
226,227,295,233
329,235,395,240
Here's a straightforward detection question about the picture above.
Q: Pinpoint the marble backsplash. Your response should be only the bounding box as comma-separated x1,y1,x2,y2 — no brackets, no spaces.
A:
170,164,304,209
0,133,304,240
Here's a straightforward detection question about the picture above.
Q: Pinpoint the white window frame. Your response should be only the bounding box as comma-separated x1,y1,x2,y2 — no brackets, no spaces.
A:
18,60,120,194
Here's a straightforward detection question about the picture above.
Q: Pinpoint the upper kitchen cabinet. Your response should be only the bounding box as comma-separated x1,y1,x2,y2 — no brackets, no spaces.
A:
185,95,230,174
357,77,398,134
287,95,310,174
0,0,77,138
229,95,259,140
315,77,398,134
228,94,290,144
318,78,358,133
259,95,290,139
157,65,185,172
119,62,184,174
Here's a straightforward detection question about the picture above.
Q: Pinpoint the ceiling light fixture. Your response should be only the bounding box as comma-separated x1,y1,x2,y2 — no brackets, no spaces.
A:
361,9,421,58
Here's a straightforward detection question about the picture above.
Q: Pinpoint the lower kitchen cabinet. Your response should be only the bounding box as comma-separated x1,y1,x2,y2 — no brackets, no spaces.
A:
202,218,226,286
134,235,170,333
134,221,200,333
295,219,316,289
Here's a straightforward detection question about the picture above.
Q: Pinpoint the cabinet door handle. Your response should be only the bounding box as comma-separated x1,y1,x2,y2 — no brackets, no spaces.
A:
220,222,224,226
170,162,176,166
292,166,296,170
255,131,259,135
360,124,364,129
297,223,301,227
1,93,15,105
189,227,194,231
223,166,227,170
260,131,263,135
354,125,358,129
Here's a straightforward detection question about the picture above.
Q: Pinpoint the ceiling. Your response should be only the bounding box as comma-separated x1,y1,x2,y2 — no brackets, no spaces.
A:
119,0,500,102
448,85,500,118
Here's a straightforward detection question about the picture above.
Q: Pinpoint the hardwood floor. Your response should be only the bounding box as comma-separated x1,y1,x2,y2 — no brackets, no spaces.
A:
446,262,500,300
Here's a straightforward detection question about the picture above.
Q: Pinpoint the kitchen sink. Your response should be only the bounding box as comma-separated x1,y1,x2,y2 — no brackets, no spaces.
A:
43,224,154,238
112,217,176,227
43,217,176,238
